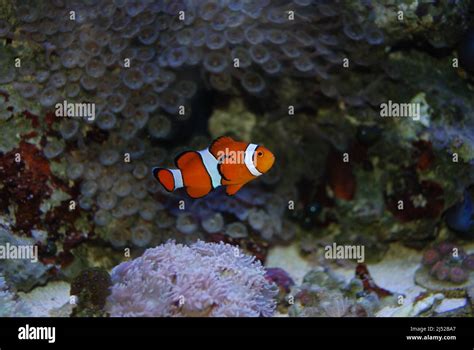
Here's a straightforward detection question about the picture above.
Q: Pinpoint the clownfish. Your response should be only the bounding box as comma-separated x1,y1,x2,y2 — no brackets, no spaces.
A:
152,136,275,198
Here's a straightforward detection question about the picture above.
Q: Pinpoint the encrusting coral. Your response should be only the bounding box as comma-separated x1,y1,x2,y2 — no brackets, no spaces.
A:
0,222,50,292
70,267,111,317
0,274,31,317
415,241,474,290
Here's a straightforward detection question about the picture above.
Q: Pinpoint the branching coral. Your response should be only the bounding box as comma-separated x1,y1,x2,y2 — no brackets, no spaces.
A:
106,240,278,317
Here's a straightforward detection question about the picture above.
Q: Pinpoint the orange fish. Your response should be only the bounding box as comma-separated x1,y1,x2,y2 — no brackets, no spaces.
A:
152,136,275,198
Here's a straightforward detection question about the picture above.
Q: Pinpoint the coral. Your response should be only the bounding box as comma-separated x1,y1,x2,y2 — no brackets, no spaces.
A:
0,112,35,154
372,0,469,48
1,0,469,259
70,267,111,317
384,50,474,164
385,178,444,223
0,274,31,317
380,292,448,317
0,141,52,232
0,220,50,292
106,240,278,317
265,267,294,294
265,267,294,310
208,99,256,141
0,0,397,252
18,281,71,317
417,241,474,286
299,289,367,317
288,268,392,317
162,185,296,250
0,0,473,319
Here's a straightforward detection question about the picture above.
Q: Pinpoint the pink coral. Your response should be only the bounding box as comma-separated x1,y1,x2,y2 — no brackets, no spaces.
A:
107,240,277,317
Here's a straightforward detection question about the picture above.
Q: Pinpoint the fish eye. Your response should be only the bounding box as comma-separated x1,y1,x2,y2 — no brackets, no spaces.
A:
257,151,263,157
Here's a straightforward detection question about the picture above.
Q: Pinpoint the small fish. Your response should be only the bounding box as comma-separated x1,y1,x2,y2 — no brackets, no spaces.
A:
152,136,275,198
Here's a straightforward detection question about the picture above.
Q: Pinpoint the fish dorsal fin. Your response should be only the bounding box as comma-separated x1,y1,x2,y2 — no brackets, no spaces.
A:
174,151,196,169
209,136,235,156
225,183,244,196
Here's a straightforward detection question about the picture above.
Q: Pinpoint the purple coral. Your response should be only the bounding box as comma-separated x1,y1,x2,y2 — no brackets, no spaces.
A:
265,267,295,293
106,240,278,317
421,241,473,284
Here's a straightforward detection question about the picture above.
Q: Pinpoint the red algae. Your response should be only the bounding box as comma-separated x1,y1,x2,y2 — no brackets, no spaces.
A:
23,111,40,129
413,140,435,171
0,142,51,232
19,141,51,180
386,178,444,222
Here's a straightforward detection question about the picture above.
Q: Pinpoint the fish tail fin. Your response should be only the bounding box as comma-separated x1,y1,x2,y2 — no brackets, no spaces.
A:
152,167,184,192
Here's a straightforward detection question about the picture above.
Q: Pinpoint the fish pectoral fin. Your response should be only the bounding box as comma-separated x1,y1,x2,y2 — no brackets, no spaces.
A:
217,163,233,182
225,183,244,196
185,186,210,199
221,178,233,186
218,159,250,183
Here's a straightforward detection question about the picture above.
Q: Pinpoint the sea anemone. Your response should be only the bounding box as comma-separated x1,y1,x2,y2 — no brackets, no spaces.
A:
106,240,277,317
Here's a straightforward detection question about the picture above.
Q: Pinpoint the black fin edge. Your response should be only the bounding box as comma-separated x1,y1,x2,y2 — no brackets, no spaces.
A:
151,167,174,193
174,150,194,168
